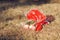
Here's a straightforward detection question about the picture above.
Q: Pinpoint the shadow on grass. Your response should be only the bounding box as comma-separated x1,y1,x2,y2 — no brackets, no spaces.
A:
0,0,50,12
0,34,25,40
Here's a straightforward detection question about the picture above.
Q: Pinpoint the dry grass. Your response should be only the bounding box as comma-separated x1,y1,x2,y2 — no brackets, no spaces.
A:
50,0,60,3
0,1,60,40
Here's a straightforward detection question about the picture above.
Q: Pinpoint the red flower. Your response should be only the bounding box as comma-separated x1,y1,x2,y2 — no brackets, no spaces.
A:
26,9,48,31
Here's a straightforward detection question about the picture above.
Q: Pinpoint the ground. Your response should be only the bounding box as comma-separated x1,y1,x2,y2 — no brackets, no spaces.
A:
0,1,60,40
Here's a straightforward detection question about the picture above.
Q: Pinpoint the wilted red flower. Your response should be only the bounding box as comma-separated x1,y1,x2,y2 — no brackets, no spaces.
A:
26,9,47,31
26,9,55,31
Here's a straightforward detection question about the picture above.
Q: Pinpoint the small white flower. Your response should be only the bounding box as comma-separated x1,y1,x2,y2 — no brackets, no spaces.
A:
29,25,35,30
24,25,29,29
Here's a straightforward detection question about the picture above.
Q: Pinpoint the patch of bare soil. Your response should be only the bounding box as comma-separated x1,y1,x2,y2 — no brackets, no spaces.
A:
0,2,60,40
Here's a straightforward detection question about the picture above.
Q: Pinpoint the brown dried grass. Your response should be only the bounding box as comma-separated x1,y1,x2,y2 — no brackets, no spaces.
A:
0,2,60,40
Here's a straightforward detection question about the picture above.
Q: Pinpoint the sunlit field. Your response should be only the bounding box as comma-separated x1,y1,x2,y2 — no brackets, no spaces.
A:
0,0,60,40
